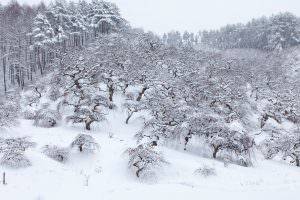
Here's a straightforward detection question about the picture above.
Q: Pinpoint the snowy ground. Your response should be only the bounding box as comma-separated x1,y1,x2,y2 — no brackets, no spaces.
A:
1,101,300,200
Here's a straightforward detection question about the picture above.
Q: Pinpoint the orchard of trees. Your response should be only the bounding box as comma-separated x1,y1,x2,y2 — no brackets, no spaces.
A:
0,0,300,179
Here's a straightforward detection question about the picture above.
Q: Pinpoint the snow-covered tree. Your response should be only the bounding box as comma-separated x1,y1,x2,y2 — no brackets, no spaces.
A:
70,134,100,153
32,13,55,48
123,92,147,124
126,142,167,179
200,12,300,51
0,137,36,168
261,129,300,167
267,12,300,51
58,52,111,130
136,86,188,143
164,31,183,47
182,114,254,165
22,82,48,120
31,13,55,75
42,145,70,162
23,84,45,108
0,94,20,128
0,150,31,168
88,0,126,36
33,108,61,128
0,137,36,153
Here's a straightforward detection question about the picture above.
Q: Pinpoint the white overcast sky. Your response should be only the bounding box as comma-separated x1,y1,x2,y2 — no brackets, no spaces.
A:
2,0,300,34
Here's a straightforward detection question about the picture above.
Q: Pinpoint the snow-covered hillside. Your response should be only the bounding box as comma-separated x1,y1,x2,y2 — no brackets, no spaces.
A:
1,1,300,200
1,96,300,200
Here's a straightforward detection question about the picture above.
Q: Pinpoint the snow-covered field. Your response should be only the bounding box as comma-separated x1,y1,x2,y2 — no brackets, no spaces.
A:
1,103,300,200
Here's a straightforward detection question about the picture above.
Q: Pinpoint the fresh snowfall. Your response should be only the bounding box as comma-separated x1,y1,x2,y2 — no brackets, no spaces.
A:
0,1,300,200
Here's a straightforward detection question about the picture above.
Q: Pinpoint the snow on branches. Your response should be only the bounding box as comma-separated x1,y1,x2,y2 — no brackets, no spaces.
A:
126,142,167,180
182,114,254,166
0,94,20,128
70,134,100,153
261,129,300,167
0,137,36,168
42,145,70,163
59,52,111,130
34,108,61,128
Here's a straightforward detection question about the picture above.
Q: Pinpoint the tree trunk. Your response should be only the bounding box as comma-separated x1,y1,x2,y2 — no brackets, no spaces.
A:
108,82,114,109
184,137,189,151
212,145,220,159
133,162,143,178
123,83,128,94
108,84,114,101
125,111,136,124
3,172,6,185
85,121,92,131
136,87,148,101
3,57,6,93
296,158,300,167
37,47,43,75
184,131,192,151
213,150,217,159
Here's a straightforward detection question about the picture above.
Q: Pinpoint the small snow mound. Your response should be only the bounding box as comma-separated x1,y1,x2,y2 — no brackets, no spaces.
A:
194,165,216,177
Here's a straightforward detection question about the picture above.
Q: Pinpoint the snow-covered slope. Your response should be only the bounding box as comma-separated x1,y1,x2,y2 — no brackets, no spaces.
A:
1,97,300,200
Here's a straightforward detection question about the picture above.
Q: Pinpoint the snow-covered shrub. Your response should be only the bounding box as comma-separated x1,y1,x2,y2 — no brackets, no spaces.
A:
126,143,167,180
70,134,100,153
42,145,70,162
0,94,20,128
0,150,31,168
260,129,300,167
0,137,36,153
23,85,45,107
123,92,147,124
23,106,37,120
238,155,253,167
48,75,63,101
48,88,61,101
0,137,35,168
182,115,255,164
66,105,107,130
205,129,254,165
34,108,61,128
194,165,216,177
